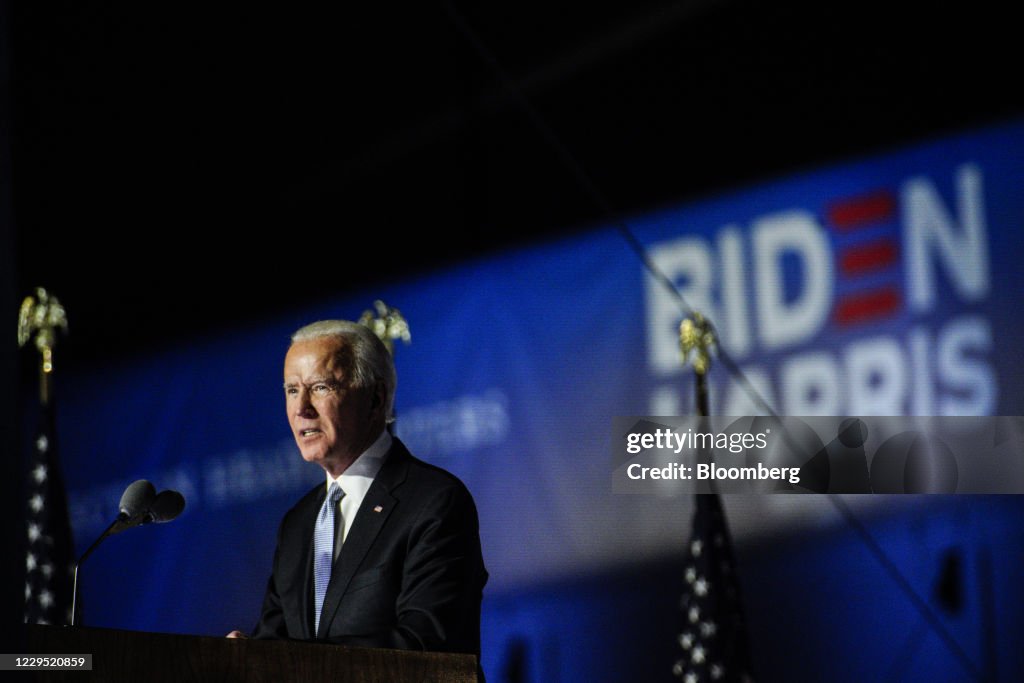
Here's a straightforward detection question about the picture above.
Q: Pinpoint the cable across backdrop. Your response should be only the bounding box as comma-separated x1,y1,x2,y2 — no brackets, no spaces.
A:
45,118,1024,680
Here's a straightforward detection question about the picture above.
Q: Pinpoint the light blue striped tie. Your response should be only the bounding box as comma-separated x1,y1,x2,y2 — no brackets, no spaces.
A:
313,482,343,635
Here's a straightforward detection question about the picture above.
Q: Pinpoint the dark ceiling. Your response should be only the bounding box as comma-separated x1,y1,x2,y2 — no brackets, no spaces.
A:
8,1,1023,369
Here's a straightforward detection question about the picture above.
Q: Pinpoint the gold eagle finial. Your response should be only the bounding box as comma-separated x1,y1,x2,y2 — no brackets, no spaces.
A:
358,300,411,355
679,312,715,376
18,287,69,404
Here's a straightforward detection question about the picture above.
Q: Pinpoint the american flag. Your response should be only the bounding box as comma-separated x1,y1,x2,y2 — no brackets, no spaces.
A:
24,400,75,626
673,492,753,683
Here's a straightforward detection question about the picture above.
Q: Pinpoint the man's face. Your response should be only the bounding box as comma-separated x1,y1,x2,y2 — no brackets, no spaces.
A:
283,337,381,477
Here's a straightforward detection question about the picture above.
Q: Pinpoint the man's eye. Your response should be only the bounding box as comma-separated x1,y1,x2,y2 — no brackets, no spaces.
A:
312,384,332,394
285,387,298,396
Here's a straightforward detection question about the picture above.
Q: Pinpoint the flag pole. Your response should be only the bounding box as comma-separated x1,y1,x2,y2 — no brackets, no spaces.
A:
359,299,411,434
674,312,754,683
679,313,713,419
17,287,68,407
18,287,74,627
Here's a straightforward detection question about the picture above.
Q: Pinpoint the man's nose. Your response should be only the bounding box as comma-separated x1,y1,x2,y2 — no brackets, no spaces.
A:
295,390,317,417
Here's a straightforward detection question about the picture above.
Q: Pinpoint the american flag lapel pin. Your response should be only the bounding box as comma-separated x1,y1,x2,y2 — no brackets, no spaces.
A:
373,505,383,513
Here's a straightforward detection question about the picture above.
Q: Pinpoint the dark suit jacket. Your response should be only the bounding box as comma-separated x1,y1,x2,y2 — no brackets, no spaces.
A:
250,438,487,655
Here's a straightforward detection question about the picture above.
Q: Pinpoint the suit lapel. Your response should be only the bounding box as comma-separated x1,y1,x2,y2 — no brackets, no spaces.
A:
281,485,322,640
316,440,410,638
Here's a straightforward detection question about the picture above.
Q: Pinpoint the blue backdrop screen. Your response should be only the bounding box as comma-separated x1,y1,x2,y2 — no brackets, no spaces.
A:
58,118,1024,680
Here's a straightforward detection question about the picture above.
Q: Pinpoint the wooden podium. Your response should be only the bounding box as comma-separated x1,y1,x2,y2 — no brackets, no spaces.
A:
24,624,478,682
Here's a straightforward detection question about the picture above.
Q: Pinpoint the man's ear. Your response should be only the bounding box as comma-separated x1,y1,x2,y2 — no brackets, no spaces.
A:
369,383,386,418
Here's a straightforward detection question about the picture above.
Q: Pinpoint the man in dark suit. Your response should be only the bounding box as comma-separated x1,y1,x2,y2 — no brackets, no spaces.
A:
227,320,487,655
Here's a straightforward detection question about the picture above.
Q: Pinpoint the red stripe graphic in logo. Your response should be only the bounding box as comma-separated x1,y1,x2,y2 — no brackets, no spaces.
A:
827,190,897,231
840,239,899,275
834,287,901,326
828,188,901,325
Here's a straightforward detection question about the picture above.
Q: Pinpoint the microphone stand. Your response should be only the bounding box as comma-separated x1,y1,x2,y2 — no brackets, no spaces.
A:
69,489,184,626
70,515,136,627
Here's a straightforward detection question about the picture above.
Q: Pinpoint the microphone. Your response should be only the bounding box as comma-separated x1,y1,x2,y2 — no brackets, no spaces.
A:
120,479,156,517
109,479,157,534
71,480,186,626
145,490,186,523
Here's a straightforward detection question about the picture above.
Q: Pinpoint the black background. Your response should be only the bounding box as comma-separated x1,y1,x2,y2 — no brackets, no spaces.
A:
8,0,1023,369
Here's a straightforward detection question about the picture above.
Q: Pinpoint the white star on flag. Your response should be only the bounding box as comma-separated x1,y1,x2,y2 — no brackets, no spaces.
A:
24,399,75,626
674,489,752,681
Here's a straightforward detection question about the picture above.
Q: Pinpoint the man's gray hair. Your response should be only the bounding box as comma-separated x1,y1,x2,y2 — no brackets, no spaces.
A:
291,320,397,423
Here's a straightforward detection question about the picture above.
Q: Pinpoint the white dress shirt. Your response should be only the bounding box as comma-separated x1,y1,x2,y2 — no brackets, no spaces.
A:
326,429,391,558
